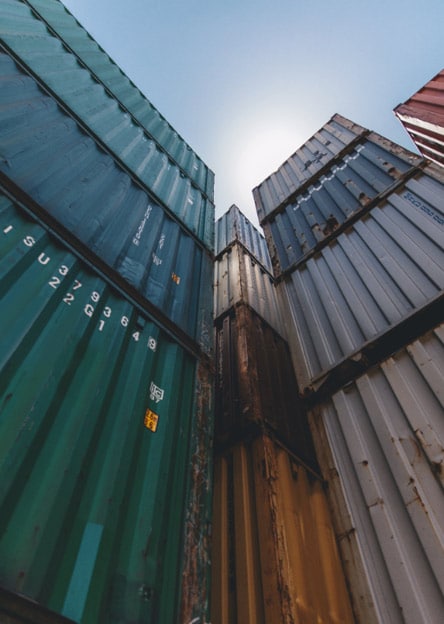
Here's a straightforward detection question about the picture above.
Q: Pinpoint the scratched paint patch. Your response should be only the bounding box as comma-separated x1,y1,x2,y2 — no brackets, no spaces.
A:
144,409,159,432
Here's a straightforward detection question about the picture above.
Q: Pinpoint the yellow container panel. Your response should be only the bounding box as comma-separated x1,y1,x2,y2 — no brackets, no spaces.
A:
211,435,355,624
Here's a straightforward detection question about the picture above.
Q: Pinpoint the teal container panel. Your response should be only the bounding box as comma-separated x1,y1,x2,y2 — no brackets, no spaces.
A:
0,53,213,352
21,0,215,199
0,200,210,623
0,1,214,247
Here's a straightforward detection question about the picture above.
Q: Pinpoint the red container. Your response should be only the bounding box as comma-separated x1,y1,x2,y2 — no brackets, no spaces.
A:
395,69,444,167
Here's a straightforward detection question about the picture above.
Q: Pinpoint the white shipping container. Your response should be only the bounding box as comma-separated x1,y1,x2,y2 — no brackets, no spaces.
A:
308,323,444,624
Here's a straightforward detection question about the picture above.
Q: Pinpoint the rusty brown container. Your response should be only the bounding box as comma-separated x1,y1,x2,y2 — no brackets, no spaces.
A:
214,304,315,463
395,69,444,168
211,434,354,624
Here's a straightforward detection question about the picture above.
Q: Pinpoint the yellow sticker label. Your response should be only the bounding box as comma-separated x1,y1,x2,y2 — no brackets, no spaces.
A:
144,409,159,432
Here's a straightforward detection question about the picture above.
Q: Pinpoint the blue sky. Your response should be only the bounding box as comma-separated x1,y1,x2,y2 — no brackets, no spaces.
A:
62,0,444,227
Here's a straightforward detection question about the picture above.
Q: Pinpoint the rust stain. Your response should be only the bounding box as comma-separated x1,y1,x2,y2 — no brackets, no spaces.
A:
323,215,339,236
431,460,443,476
368,497,384,509
179,363,213,624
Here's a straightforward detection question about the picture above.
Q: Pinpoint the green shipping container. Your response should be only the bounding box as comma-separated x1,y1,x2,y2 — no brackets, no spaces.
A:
0,49,213,353
0,195,213,623
18,0,215,200
0,0,215,249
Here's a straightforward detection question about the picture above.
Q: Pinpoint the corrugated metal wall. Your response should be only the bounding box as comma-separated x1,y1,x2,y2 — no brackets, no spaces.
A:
214,205,285,336
215,204,272,271
308,323,444,624
23,0,214,197
253,115,369,222
214,244,285,336
1,3,215,623
0,587,76,624
0,198,213,623
211,435,354,624
253,114,444,624
0,1,214,248
0,51,213,352
278,168,444,392
395,69,444,168
214,305,315,463
261,138,423,273
212,206,353,622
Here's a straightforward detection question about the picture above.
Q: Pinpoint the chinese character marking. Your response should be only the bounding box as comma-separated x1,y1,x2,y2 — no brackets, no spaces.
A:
144,409,159,432
150,382,164,403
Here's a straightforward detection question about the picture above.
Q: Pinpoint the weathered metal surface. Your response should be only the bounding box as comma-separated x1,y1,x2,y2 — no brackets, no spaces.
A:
179,362,214,624
0,3,214,246
309,323,444,624
0,198,214,623
0,54,213,351
253,114,369,223
258,137,423,275
211,434,354,624
0,587,76,624
395,69,444,168
215,204,272,271
214,243,285,336
214,305,315,463
21,0,215,198
277,168,444,393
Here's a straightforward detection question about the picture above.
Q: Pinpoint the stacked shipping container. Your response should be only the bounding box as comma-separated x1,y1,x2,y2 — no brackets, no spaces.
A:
211,434,355,624
212,205,354,622
254,114,444,623
214,204,285,337
395,69,444,168
2,0,215,244
0,41,213,351
308,323,444,624
0,2,214,623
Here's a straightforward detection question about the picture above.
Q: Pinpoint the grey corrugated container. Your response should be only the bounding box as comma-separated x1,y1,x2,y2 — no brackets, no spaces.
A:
0,2,214,247
278,166,444,394
262,138,422,274
253,115,369,223
254,116,423,275
0,52,213,352
215,204,272,272
308,322,444,624
214,243,285,337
